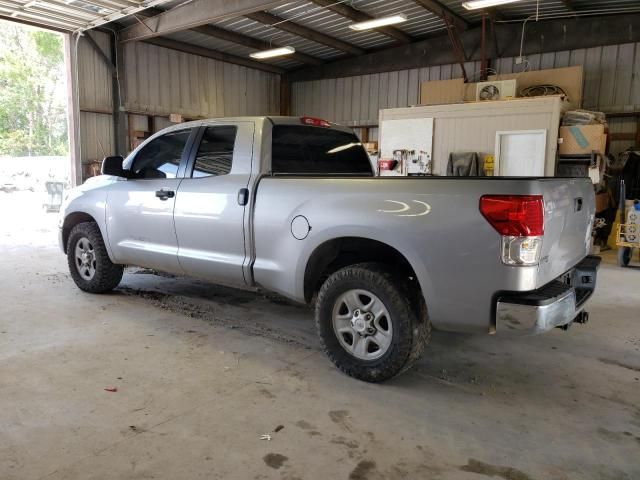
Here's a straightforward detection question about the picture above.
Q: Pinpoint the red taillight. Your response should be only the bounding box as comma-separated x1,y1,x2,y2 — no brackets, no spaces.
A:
301,116,331,127
479,195,544,237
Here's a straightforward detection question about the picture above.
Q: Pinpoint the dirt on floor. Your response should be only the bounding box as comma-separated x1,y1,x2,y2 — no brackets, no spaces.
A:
0,191,639,480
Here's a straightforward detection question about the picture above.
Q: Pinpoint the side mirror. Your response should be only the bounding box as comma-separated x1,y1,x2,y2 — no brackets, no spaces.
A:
101,156,125,177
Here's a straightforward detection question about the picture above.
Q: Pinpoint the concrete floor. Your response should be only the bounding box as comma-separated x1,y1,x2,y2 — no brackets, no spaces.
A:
1,191,639,480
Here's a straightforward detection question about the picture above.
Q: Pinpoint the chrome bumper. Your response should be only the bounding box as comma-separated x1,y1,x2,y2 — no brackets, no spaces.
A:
495,256,600,336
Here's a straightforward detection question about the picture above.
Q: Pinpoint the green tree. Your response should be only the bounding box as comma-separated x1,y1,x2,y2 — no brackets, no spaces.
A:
0,23,68,156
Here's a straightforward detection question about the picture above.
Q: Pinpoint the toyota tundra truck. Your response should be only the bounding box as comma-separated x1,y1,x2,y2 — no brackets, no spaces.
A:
59,116,600,382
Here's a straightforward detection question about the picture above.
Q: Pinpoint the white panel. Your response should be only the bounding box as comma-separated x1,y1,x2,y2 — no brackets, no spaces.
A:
496,130,547,176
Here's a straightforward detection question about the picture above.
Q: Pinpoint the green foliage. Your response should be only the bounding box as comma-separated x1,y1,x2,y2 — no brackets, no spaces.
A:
0,23,67,156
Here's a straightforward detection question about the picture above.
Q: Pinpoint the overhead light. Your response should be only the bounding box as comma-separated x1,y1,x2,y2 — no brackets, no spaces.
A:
462,0,522,10
349,14,407,31
249,46,295,59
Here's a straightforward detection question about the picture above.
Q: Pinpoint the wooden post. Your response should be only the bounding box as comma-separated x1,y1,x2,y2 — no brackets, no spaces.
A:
112,35,128,156
280,75,291,116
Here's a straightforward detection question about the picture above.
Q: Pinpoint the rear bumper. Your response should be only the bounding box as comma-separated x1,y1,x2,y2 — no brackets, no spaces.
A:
495,256,600,335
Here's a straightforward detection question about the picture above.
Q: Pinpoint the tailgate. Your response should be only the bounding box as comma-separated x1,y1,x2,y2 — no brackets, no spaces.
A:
536,178,594,287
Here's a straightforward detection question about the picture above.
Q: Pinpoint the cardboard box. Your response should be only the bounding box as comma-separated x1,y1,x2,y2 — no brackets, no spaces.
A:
559,124,607,155
419,78,464,105
595,192,610,213
362,142,378,154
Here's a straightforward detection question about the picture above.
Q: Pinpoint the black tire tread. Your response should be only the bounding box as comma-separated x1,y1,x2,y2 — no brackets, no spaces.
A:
67,222,123,293
618,247,632,267
315,262,430,382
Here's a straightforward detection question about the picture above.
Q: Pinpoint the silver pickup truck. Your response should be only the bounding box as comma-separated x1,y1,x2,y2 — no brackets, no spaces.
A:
59,116,600,382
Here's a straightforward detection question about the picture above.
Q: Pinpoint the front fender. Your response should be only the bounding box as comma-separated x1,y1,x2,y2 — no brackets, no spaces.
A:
59,176,116,260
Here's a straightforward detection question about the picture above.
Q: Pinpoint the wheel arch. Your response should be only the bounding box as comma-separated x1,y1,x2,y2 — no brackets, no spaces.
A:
61,212,99,254
303,236,427,306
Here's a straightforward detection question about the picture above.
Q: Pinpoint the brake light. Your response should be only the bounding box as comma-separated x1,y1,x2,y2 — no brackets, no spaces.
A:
480,195,544,266
301,116,331,127
480,195,544,236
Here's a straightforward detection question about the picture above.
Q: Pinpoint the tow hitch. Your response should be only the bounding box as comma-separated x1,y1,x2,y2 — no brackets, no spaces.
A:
557,311,589,331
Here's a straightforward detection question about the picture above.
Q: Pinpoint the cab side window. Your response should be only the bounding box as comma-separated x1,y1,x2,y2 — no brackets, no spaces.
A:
191,126,237,178
130,129,191,179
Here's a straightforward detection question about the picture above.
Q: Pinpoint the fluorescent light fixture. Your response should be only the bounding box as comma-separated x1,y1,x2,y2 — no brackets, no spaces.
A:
249,46,295,59
462,0,522,10
349,14,407,31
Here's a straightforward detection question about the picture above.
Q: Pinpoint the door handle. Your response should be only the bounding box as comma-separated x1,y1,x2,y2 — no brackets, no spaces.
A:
155,189,175,200
237,188,249,206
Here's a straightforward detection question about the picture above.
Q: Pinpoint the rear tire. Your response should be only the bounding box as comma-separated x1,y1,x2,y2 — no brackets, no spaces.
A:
67,222,123,293
618,247,632,267
315,262,430,382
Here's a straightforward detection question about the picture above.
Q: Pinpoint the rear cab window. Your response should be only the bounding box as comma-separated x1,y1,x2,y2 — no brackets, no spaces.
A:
271,125,373,176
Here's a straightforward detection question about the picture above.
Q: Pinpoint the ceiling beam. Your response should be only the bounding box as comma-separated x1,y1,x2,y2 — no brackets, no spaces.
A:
119,0,290,42
0,13,68,32
245,11,365,56
127,7,322,67
191,24,323,65
287,13,640,82
143,37,285,74
308,0,413,44
412,0,468,31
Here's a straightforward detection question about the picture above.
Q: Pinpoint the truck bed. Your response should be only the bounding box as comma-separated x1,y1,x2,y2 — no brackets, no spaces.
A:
251,175,594,334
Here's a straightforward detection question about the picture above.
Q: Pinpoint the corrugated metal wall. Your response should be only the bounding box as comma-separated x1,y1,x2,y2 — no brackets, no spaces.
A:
292,61,482,127
76,33,281,166
77,30,115,164
291,42,640,127
122,42,280,118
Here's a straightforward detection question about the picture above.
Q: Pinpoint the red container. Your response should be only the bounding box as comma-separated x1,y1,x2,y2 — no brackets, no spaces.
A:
378,159,397,171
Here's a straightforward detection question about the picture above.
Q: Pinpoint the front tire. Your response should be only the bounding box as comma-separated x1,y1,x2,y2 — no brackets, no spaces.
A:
67,222,123,293
315,263,430,382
